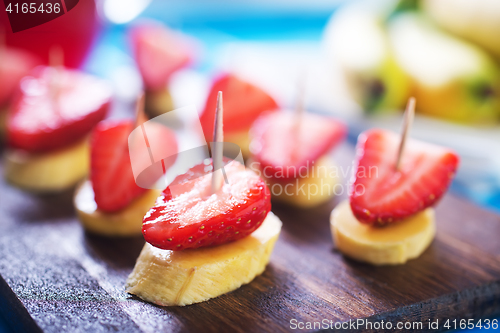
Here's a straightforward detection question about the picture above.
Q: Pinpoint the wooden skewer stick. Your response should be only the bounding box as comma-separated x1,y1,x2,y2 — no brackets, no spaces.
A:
49,45,64,103
395,97,416,171
49,45,64,73
291,72,306,161
293,72,306,136
134,92,146,128
211,91,226,193
134,92,158,175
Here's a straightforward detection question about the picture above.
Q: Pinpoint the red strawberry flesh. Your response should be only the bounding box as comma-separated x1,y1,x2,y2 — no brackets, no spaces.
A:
250,112,347,182
91,120,178,213
130,23,194,91
350,129,459,224
200,74,278,142
142,160,271,251
7,66,111,152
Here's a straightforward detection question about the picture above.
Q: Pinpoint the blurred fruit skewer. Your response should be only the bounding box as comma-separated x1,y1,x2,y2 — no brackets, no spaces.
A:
48,45,65,112
130,22,195,118
75,93,178,236
4,58,112,192
126,90,280,307
331,97,459,265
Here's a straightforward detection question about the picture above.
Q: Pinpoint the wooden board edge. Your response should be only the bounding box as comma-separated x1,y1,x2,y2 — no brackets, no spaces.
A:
0,274,42,333
317,280,500,333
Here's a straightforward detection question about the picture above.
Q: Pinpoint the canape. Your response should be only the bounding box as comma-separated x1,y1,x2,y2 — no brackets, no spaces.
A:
130,22,194,117
4,66,112,192
331,129,459,265
0,46,40,135
75,119,178,236
199,74,278,157
126,92,282,306
249,111,347,208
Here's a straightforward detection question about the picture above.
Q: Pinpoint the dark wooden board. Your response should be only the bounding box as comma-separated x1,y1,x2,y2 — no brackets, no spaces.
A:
0,143,500,333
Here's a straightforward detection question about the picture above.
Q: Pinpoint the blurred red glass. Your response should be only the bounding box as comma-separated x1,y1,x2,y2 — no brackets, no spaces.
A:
1,0,99,68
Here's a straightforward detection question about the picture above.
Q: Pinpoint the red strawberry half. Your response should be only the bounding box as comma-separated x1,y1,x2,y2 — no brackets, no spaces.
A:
142,160,271,251
130,22,195,91
7,66,112,152
350,129,460,224
250,112,347,182
199,74,278,142
91,120,178,213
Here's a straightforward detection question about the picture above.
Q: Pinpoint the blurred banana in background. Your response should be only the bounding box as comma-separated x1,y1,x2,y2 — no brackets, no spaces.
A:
423,0,500,60
324,0,500,125
389,13,500,124
324,2,411,113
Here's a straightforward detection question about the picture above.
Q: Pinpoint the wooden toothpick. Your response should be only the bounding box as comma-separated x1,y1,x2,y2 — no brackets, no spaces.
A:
395,97,416,171
291,72,306,161
135,92,146,127
211,91,225,193
49,45,64,103
293,72,306,135
49,45,64,69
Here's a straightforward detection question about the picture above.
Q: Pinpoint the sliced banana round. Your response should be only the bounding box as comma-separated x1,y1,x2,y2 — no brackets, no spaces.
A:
331,200,436,265
4,138,89,192
75,180,160,237
145,88,174,117
126,212,282,306
0,109,7,137
264,156,340,208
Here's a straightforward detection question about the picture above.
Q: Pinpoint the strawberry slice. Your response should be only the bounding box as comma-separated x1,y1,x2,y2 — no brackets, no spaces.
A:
130,22,195,91
250,112,347,182
142,160,271,251
350,129,460,224
0,47,40,109
199,74,278,142
91,120,178,213
7,66,112,152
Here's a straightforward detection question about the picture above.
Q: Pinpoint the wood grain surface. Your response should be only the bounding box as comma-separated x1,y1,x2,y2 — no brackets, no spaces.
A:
0,142,499,333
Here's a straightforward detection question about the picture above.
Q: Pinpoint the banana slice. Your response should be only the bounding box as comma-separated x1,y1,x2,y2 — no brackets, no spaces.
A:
256,156,339,208
75,180,161,237
0,109,7,137
126,212,282,306
145,88,174,117
226,130,252,158
331,200,435,265
4,138,89,192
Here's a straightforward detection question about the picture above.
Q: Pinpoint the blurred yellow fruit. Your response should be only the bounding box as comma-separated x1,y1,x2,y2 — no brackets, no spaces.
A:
75,180,161,237
388,14,500,124
324,3,410,112
423,0,500,60
259,156,340,208
4,138,89,192
145,88,174,118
